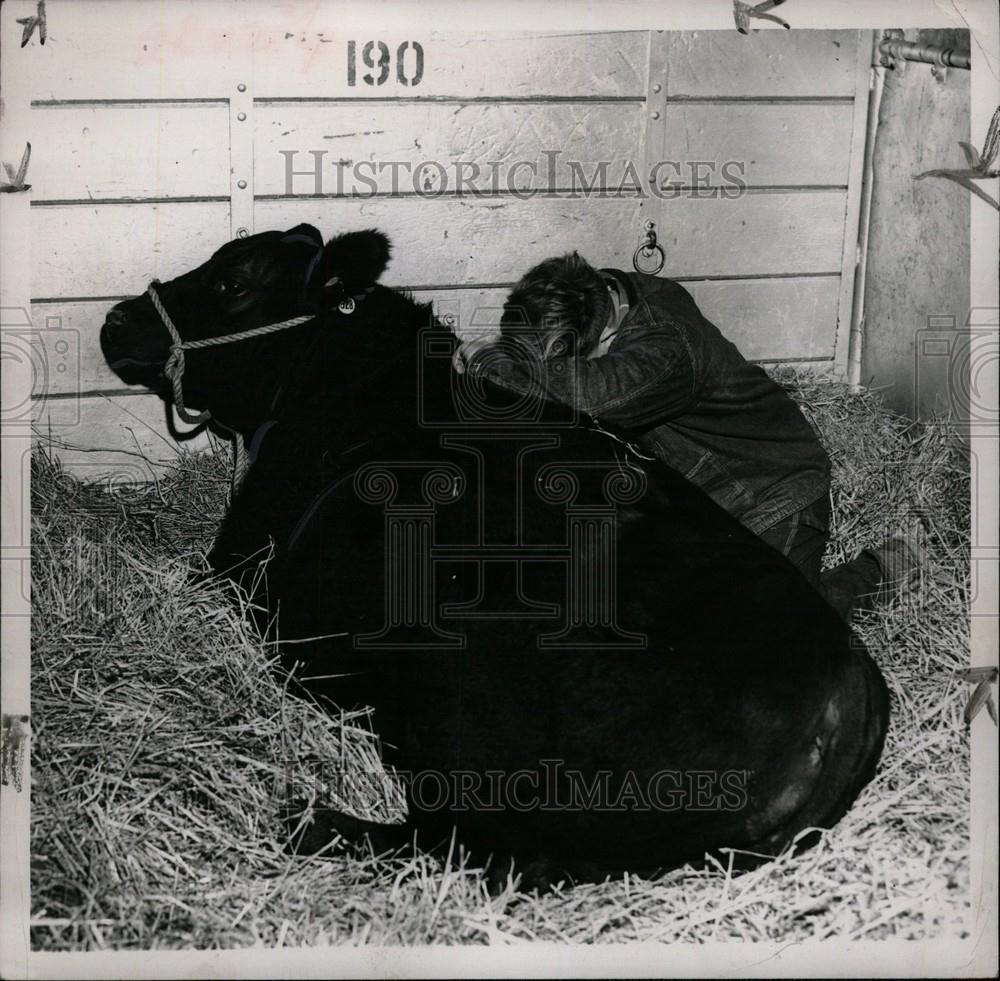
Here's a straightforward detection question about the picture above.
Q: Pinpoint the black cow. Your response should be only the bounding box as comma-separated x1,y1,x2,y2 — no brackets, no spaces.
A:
101,224,889,890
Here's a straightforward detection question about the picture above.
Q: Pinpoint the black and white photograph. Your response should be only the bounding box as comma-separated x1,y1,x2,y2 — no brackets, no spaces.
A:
0,0,997,976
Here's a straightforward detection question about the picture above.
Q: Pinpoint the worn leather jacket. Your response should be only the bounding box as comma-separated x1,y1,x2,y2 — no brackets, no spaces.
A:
470,269,831,535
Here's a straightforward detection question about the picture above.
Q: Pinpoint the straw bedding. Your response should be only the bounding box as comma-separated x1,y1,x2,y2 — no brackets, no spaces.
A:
29,368,972,948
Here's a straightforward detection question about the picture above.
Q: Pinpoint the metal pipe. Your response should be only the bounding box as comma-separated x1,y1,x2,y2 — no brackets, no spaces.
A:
877,38,971,70
846,64,887,391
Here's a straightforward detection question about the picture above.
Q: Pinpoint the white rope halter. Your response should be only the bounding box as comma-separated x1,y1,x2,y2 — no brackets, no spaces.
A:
147,282,314,425
146,281,316,491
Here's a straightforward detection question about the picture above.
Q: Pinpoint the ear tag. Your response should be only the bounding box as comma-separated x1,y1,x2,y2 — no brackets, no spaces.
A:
338,297,356,315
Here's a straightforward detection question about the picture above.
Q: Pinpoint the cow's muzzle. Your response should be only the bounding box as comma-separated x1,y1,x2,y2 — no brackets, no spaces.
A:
100,302,169,384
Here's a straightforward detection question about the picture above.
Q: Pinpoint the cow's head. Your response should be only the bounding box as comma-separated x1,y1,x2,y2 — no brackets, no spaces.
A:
101,224,392,424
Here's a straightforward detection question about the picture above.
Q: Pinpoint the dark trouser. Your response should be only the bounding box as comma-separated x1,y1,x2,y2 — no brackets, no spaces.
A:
757,495,883,621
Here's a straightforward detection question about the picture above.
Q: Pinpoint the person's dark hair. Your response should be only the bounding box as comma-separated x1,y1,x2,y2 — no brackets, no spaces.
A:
499,252,609,358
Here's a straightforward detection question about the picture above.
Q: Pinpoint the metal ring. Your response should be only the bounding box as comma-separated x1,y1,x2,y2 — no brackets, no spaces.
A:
633,241,665,275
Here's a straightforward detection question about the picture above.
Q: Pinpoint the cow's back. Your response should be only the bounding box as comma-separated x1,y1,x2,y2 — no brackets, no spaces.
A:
274,414,888,872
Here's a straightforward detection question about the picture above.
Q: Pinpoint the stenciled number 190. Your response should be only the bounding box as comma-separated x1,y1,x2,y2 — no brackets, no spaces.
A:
347,41,424,87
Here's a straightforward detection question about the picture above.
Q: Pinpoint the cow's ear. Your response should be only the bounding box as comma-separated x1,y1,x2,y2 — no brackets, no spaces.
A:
322,229,392,286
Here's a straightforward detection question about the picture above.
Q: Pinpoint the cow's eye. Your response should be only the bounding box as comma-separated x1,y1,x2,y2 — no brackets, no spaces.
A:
217,279,248,297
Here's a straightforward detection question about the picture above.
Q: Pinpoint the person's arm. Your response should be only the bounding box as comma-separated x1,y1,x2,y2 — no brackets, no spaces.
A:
467,322,697,429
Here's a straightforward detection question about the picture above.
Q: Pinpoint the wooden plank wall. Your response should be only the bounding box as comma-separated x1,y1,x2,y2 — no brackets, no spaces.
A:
862,29,971,423
26,3,869,480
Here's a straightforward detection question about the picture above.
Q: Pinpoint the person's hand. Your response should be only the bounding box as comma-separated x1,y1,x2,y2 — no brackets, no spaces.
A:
452,331,499,375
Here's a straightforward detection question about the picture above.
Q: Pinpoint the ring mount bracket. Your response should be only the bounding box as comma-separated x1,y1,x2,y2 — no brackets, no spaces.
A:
633,220,666,275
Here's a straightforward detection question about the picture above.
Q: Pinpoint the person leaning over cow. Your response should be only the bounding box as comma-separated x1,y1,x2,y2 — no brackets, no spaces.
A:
453,251,924,621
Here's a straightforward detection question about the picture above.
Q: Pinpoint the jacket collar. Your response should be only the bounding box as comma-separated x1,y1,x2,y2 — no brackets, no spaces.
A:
600,268,638,310
591,270,633,357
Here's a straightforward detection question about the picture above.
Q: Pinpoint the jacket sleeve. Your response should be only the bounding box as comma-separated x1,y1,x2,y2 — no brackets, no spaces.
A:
469,322,697,429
